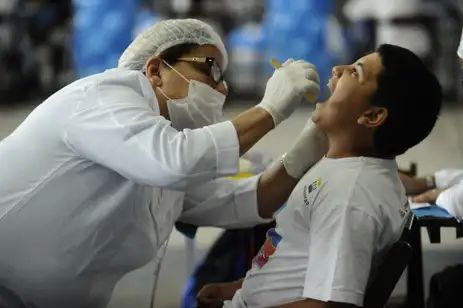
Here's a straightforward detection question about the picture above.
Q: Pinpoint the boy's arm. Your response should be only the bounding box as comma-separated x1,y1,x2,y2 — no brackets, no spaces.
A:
270,298,357,308
197,278,245,306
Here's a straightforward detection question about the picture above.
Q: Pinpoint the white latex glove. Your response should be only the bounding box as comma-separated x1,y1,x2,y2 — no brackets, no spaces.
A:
282,119,328,179
258,59,321,126
242,150,273,174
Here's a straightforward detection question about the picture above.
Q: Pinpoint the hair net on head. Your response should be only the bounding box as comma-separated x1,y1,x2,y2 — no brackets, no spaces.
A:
458,28,463,60
118,18,228,72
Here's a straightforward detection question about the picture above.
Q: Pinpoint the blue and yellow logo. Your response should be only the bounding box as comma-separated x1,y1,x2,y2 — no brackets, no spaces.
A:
308,178,322,194
303,178,322,206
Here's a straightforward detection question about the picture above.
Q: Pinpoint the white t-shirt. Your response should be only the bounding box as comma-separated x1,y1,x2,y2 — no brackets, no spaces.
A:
225,156,410,308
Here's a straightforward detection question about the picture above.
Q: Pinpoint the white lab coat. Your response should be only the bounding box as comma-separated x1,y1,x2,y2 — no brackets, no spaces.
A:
0,69,270,308
435,169,463,220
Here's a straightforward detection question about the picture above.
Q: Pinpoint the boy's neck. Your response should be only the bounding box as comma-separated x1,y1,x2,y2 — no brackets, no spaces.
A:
326,134,378,159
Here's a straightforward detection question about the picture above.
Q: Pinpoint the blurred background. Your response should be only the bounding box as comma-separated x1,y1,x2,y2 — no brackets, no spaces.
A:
0,0,463,307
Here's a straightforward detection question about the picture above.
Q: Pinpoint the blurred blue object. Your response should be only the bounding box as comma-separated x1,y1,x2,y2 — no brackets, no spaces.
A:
413,205,454,219
264,0,335,101
72,0,141,78
227,22,268,93
133,9,162,40
228,23,266,56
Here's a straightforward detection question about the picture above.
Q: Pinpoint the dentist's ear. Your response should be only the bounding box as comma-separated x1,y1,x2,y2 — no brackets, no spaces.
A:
145,57,163,87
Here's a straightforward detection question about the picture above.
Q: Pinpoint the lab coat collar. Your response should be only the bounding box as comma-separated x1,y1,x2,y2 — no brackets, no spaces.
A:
105,68,161,114
137,72,161,115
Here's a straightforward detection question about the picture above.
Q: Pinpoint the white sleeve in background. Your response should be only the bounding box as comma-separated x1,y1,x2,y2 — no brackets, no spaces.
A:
434,169,463,189
437,183,463,221
303,206,380,307
457,28,463,59
64,80,239,190
179,175,273,228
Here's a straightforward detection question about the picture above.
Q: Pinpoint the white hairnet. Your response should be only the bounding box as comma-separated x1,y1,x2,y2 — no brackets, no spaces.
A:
458,28,463,60
118,18,228,71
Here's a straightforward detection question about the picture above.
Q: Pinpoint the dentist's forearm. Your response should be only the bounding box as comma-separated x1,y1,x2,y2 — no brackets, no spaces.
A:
256,161,299,219
231,107,275,156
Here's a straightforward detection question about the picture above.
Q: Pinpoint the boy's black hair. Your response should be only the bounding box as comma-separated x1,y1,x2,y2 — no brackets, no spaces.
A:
371,44,443,157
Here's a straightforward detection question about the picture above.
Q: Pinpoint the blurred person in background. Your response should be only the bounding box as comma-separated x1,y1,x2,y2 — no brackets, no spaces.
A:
400,28,463,219
197,44,442,308
0,18,327,308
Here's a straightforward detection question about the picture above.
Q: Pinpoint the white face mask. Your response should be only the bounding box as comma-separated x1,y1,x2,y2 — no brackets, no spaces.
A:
157,61,226,130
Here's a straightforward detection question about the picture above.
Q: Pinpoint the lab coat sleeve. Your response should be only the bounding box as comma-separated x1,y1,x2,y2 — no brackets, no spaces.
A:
179,175,274,228
434,169,463,189
437,182,463,221
63,78,239,190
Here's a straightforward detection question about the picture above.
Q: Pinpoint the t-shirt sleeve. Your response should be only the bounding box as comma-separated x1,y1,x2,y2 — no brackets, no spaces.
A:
303,205,382,306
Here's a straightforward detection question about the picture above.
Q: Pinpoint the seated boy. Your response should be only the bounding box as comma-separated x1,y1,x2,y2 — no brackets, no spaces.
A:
197,44,443,308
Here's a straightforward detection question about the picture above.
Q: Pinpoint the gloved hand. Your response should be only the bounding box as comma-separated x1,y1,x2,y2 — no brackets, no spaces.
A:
242,149,273,174
282,119,328,179
258,59,320,126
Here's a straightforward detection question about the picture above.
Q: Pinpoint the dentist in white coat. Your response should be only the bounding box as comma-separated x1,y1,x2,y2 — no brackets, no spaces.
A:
0,19,327,308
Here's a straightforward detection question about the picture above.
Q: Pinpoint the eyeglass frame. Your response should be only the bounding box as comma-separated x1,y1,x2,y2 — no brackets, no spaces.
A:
177,56,224,84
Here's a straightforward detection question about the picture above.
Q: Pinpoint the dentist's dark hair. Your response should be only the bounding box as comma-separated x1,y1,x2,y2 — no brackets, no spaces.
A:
159,43,199,65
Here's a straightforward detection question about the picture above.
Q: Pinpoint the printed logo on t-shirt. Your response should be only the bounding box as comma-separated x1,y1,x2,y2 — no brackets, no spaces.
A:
254,228,282,268
399,200,411,219
303,178,322,206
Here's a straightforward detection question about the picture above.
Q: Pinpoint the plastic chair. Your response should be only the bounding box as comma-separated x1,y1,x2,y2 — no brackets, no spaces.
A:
363,212,415,308
0,286,28,308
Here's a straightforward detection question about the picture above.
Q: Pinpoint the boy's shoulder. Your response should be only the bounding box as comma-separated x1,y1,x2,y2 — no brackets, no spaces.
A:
306,159,404,211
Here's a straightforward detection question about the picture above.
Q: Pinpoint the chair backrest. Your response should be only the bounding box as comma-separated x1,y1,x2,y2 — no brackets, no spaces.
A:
363,212,415,308
0,286,28,308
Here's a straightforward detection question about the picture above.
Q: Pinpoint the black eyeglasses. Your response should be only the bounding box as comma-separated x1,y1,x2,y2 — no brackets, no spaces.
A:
177,56,224,84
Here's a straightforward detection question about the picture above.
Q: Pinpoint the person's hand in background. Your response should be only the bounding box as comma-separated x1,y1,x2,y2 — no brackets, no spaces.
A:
412,188,447,203
197,280,243,308
399,172,435,196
